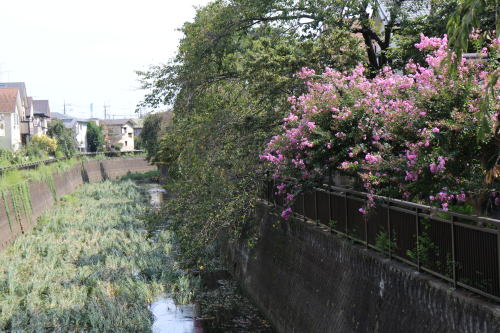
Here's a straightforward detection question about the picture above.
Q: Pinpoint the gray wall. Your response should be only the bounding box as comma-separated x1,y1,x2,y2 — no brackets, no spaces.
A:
228,202,500,333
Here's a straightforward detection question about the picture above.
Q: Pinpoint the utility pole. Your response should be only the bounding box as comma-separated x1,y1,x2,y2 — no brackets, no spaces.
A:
103,104,110,119
63,101,73,115
90,103,94,118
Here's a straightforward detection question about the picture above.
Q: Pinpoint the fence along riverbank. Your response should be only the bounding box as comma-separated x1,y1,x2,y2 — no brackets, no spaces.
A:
0,155,156,250
263,179,500,303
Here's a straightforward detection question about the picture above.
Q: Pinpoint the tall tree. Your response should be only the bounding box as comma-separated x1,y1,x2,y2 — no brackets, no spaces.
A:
86,122,105,152
47,120,76,158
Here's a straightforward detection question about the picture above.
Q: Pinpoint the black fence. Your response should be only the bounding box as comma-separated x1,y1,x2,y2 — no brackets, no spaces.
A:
0,150,145,175
262,180,500,303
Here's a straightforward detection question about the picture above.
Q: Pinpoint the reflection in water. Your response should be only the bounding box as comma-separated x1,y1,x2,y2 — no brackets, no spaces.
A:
146,184,166,209
150,295,204,333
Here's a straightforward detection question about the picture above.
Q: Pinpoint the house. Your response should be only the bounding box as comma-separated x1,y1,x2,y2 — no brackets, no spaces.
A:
129,118,143,137
51,112,89,152
0,88,23,151
32,99,51,135
100,119,135,152
368,0,431,66
0,82,33,144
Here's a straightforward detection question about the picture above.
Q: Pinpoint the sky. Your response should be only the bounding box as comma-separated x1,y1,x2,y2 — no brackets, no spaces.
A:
0,0,211,120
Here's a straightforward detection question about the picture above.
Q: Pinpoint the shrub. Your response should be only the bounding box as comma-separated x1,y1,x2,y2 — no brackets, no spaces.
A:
29,134,57,154
47,119,77,158
262,35,500,218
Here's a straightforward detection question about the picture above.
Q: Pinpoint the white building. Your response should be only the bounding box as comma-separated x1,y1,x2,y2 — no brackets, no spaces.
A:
51,112,89,152
0,88,23,151
0,82,34,145
32,99,51,135
101,119,135,152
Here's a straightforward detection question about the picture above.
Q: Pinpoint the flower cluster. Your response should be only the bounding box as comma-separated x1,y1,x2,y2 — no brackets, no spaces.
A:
261,35,499,217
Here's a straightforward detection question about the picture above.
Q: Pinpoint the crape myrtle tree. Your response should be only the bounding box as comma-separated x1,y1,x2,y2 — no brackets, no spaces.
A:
138,0,368,267
137,0,464,267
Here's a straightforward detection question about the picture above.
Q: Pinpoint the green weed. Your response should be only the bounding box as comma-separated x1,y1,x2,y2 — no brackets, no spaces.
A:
0,180,188,332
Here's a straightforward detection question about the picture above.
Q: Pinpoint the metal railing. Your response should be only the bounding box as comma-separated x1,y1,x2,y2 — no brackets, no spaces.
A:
0,150,145,175
262,180,500,303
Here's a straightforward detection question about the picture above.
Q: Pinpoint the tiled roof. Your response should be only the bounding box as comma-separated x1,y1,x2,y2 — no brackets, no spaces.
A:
33,100,51,117
51,112,89,128
0,88,19,113
0,82,27,104
100,119,134,126
129,118,144,128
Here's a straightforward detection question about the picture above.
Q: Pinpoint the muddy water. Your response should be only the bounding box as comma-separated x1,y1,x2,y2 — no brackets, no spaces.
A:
145,184,166,209
150,295,204,333
144,183,274,333
145,184,205,333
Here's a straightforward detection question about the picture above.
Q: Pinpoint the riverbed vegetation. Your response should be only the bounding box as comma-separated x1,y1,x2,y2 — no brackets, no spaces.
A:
0,180,191,332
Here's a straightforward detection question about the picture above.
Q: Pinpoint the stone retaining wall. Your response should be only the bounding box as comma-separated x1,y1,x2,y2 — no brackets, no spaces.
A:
229,202,500,333
0,157,156,251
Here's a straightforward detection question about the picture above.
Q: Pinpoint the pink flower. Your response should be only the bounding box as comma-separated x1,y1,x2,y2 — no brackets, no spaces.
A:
358,208,367,215
281,208,293,220
365,153,381,164
456,192,466,202
432,127,440,133
306,122,316,130
296,67,316,79
276,183,286,192
406,151,417,161
405,171,418,182
429,163,438,174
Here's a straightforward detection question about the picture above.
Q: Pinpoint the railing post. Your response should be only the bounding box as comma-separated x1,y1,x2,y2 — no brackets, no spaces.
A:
272,179,277,207
315,190,319,226
344,192,348,235
415,208,420,272
451,215,457,289
302,192,306,222
387,201,392,259
497,226,500,296
328,192,333,233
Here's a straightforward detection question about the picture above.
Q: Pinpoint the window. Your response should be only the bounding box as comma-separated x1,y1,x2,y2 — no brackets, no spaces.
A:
122,127,127,134
128,133,132,138
0,115,5,136
124,141,128,146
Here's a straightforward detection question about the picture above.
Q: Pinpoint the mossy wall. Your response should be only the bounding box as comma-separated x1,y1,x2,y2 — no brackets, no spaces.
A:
0,157,156,250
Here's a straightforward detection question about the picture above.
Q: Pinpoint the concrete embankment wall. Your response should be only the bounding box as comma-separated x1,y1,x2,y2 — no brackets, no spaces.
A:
0,157,156,250
229,202,500,333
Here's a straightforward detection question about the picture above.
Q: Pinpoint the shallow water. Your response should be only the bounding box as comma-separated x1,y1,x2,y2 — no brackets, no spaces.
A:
144,183,166,209
150,295,204,333
146,185,205,332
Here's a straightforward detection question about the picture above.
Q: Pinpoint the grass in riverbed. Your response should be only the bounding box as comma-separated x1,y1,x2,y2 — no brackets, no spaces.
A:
0,180,190,332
